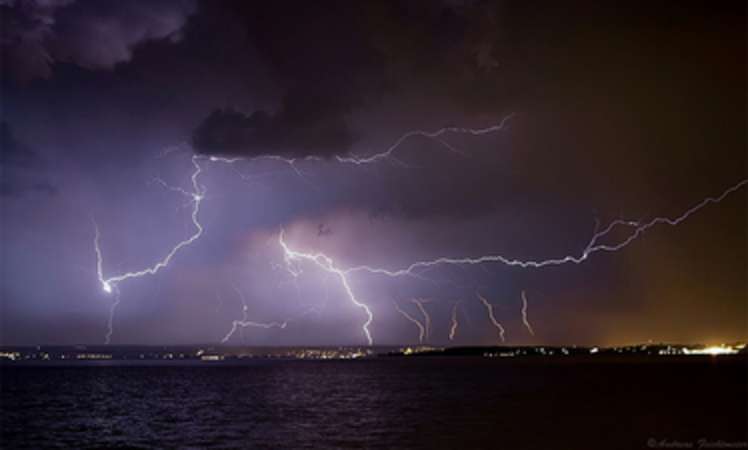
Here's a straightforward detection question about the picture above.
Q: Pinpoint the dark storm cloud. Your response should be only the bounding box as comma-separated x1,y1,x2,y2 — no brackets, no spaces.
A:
191,0,745,222
191,1,504,159
0,122,56,196
0,0,196,81
191,1,382,159
295,1,746,222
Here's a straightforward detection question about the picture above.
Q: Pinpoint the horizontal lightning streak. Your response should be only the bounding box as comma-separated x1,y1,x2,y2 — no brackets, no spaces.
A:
206,115,515,169
344,179,748,278
220,285,321,343
520,290,534,336
334,114,515,165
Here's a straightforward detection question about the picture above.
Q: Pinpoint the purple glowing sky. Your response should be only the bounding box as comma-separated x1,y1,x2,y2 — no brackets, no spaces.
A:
1,1,745,346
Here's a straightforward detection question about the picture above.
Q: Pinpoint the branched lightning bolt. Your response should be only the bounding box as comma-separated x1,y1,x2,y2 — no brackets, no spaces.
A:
520,290,535,336
449,300,461,341
345,179,748,277
393,300,426,344
94,155,206,295
411,298,432,340
477,292,506,343
278,229,374,345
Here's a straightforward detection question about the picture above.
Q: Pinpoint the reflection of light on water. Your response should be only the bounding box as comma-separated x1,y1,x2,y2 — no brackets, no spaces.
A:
683,345,739,356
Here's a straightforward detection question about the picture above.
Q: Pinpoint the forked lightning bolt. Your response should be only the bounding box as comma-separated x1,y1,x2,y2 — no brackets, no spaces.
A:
94,155,206,295
206,115,515,169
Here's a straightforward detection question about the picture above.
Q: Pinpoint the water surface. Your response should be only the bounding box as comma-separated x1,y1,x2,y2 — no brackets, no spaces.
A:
2,356,746,449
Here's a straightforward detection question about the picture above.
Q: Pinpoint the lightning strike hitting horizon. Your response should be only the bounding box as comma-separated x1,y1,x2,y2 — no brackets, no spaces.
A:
278,229,374,345
449,300,461,341
477,292,506,343
520,291,535,336
104,286,121,345
411,298,432,340
221,312,290,344
393,301,426,344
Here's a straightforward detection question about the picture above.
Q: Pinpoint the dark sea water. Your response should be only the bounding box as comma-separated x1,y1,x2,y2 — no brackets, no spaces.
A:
1,356,746,449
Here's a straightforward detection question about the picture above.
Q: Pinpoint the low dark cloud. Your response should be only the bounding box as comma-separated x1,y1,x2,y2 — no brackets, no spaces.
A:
1,0,196,81
192,99,356,159
190,1,505,159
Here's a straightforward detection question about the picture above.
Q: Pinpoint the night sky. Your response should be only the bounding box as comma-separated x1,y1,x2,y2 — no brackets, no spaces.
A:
1,0,745,346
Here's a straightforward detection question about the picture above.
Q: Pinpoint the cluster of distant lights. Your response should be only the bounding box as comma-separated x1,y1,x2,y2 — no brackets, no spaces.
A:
91,116,748,346
682,345,742,356
0,343,743,362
